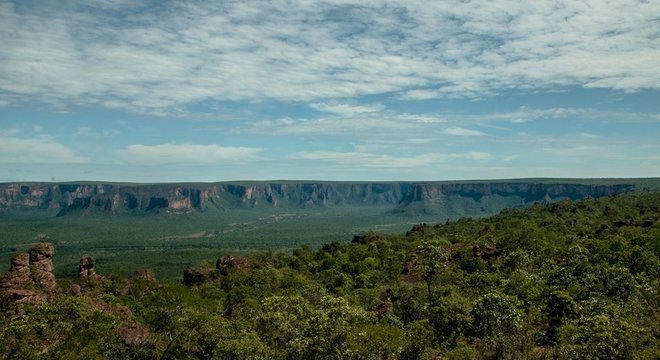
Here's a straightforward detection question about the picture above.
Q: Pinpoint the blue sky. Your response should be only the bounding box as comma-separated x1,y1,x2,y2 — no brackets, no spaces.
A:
1,0,659,182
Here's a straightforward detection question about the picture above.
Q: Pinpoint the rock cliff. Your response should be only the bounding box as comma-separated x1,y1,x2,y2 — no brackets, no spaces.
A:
0,181,636,217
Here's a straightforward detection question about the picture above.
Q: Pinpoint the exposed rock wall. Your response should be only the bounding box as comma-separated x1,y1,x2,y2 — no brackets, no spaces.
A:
0,181,635,216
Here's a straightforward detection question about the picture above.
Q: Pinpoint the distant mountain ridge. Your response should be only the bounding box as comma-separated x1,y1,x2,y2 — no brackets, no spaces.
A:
0,180,647,218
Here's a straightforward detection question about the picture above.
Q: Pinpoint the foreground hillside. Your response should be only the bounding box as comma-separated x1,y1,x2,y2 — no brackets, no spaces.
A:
1,192,659,359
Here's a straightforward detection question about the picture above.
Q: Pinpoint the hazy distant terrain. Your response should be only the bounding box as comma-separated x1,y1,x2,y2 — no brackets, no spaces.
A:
1,178,657,280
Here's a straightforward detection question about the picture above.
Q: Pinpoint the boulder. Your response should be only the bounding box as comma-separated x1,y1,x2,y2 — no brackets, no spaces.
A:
69,283,81,296
91,298,133,319
116,325,151,345
183,267,212,286
133,268,156,281
216,255,251,276
28,243,56,289
472,245,482,258
79,256,99,279
1,288,45,305
3,288,37,299
473,244,497,259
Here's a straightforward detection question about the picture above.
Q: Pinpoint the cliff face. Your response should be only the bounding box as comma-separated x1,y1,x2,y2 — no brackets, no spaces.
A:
0,181,635,217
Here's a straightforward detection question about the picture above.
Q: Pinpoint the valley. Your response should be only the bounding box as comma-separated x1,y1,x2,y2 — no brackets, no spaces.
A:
0,178,657,281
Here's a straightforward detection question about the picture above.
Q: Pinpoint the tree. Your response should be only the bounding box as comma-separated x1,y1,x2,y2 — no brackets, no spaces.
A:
413,241,447,308
470,293,526,358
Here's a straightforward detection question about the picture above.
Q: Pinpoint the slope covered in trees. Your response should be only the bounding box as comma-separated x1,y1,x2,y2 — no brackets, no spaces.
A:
1,192,659,359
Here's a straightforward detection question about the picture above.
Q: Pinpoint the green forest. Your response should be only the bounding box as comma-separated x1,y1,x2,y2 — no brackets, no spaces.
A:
1,192,659,359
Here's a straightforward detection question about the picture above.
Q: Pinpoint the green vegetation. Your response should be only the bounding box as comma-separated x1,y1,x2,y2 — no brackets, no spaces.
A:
3,178,658,281
1,192,659,359
0,207,437,281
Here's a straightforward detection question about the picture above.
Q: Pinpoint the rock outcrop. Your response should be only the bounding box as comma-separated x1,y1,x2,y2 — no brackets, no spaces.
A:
69,283,81,296
0,253,32,289
1,243,56,303
116,325,151,345
183,267,212,286
79,256,99,279
472,244,496,259
133,268,156,281
216,255,251,276
28,243,56,289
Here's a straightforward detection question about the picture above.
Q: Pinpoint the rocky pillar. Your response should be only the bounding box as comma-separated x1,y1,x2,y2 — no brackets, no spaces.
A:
28,243,56,289
79,256,98,279
0,253,32,289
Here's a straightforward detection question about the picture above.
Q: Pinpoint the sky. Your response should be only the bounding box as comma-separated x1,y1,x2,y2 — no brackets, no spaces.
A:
0,0,659,183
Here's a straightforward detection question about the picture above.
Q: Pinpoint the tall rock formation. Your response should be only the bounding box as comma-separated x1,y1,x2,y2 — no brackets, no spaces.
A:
1,242,56,302
0,253,32,289
28,243,56,289
79,256,99,279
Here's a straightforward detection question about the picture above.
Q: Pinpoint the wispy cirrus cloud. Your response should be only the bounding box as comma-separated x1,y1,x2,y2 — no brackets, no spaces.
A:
0,1,658,114
310,102,385,116
441,127,489,137
292,150,491,168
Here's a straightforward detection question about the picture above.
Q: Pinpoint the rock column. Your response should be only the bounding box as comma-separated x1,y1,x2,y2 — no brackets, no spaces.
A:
28,243,56,289
79,256,99,279
0,253,32,289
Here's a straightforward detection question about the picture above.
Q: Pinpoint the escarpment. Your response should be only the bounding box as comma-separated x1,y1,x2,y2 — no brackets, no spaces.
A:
0,181,636,217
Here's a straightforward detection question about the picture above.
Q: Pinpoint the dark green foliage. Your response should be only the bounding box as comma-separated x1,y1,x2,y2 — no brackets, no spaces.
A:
1,192,659,358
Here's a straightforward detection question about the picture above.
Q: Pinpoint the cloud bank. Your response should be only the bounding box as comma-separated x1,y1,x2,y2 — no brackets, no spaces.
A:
0,0,658,114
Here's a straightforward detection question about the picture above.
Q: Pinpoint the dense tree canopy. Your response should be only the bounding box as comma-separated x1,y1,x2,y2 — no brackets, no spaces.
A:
1,193,659,359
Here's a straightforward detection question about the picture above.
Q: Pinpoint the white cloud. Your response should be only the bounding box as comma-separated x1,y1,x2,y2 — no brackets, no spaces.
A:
73,127,92,137
580,133,599,138
0,136,88,164
310,102,385,116
441,127,488,136
115,143,263,165
292,150,490,168
244,115,419,136
0,128,21,137
503,155,519,162
73,127,120,138
0,1,657,114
